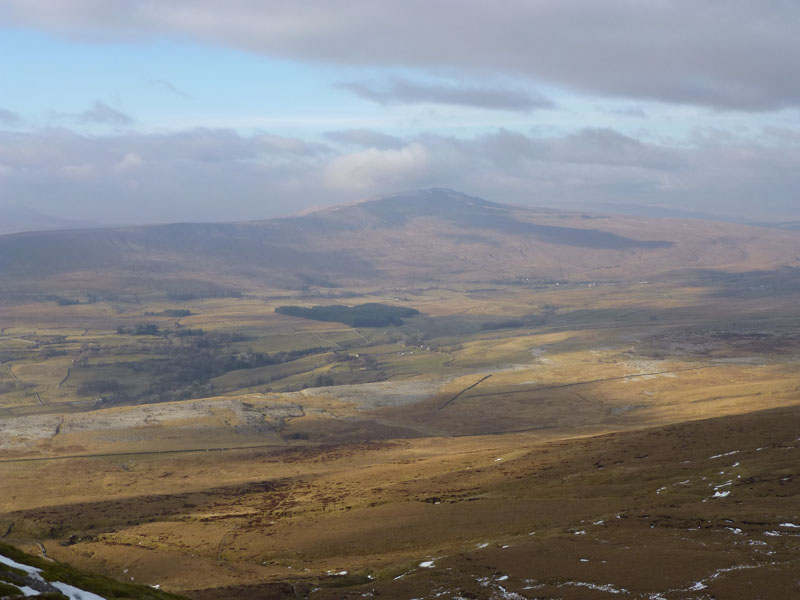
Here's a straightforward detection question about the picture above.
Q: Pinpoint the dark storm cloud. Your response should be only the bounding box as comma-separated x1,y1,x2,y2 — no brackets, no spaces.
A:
2,0,800,110
80,101,134,125
335,79,554,112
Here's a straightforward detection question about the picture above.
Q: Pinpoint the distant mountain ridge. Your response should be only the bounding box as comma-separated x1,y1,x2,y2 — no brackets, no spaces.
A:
1,188,798,298
0,206,97,235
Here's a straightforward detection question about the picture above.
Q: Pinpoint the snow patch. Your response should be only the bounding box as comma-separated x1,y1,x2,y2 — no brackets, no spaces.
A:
52,581,107,600
561,581,629,594
689,582,707,591
709,450,738,459
0,553,42,575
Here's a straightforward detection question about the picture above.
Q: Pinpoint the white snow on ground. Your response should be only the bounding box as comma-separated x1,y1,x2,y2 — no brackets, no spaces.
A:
725,527,743,534
496,586,526,600
419,561,435,568
0,553,42,574
52,582,107,600
709,450,738,459
689,582,707,591
712,490,730,498
682,563,759,595
560,581,629,594
476,577,526,600
779,522,800,528
764,531,782,536
1,552,108,599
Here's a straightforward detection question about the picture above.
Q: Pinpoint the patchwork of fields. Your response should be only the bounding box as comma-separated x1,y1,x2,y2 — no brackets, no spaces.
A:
2,269,800,598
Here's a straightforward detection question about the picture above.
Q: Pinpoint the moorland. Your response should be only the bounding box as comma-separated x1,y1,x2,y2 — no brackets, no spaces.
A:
1,189,800,599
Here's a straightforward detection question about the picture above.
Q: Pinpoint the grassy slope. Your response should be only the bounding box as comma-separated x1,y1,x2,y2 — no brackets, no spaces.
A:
1,193,800,597
0,541,187,599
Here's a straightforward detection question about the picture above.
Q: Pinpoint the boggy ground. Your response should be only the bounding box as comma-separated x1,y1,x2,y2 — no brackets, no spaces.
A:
2,272,800,598
1,405,798,599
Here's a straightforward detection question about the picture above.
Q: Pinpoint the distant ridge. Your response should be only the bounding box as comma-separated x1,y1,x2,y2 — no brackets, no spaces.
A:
0,206,97,235
0,188,798,297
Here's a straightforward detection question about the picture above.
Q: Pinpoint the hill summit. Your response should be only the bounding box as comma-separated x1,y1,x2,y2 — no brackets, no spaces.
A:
0,188,798,297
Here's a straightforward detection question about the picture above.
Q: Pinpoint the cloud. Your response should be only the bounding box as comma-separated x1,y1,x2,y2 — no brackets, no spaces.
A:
2,1,800,110
324,143,432,190
115,152,144,171
1,124,800,223
80,101,133,125
336,78,553,111
0,108,20,125
0,127,336,223
149,78,191,99
325,129,404,150
59,163,96,180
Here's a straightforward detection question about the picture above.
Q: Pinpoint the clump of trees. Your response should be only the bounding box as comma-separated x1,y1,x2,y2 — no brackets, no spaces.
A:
119,341,328,404
45,294,80,306
144,309,192,317
275,303,420,327
117,324,160,336
479,313,545,331
173,327,204,337
167,288,241,301
77,379,125,397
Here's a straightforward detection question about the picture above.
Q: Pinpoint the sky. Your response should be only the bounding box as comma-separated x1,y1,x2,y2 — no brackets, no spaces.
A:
1,0,800,225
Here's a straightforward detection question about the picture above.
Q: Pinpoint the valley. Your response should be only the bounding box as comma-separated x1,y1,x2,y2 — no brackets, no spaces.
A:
1,190,800,599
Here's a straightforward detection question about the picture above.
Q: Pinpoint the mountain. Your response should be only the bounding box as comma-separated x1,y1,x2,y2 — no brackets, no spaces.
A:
1,188,799,298
0,206,97,235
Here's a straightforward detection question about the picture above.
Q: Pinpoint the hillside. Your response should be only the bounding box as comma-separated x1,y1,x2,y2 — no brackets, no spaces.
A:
1,188,799,299
3,189,800,598
0,207,96,235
